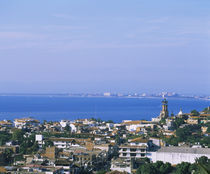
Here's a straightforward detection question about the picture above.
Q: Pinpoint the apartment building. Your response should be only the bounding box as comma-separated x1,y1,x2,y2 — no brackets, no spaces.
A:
119,138,148,158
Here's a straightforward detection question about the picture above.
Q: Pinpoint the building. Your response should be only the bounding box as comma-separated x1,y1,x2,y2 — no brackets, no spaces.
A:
14,118,39,129
44,146,58,160
159,98,169,119
119,138,148,158
110,158,132,173
49,138,80,149
151,146,210,165
177,108,183,117
35,134,44,148
0,120,13,128
152,98,169,122
60,120,70,129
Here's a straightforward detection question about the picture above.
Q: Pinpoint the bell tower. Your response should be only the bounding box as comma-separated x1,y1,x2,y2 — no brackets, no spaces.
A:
159,98,169,119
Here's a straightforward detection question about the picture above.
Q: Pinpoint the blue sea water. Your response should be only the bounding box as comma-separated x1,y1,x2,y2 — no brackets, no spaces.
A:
0,96,209,123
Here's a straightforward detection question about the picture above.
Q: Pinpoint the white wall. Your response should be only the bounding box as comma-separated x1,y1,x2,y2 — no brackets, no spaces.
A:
151,152,210,165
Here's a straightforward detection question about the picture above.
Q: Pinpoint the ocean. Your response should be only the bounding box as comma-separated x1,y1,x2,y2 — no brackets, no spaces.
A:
0,96,209,123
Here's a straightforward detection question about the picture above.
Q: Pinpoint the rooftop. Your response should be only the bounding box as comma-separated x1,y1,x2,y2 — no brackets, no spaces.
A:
157,147,210,154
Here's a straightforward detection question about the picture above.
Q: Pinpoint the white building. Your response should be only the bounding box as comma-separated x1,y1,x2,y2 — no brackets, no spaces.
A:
123,121,155,132
14,118,39,129
119,138,148,158
151,147,210,165
178,108,183,117
110,158,132,173
69,123,77,133
60,120,70,128
49,138,80,149
35,134,44,147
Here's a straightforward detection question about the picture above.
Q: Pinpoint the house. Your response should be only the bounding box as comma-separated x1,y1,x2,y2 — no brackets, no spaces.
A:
35,134,45,148
186,117,199,124
49,138,80,149
60,120,70,129
54,160,72,174
122,120,155,132
43,146,58,160
14,118,39,129
0,120,13,128
111,158,131,173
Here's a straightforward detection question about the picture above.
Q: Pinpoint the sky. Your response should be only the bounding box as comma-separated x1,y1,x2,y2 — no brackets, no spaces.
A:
0,0,209,94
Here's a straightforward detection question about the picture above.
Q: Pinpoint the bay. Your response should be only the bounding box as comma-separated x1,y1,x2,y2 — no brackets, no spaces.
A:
0,96,209,122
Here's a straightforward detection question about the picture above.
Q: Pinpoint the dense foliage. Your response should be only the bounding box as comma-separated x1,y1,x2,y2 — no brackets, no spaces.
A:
0,131,12,146
136,156,210,174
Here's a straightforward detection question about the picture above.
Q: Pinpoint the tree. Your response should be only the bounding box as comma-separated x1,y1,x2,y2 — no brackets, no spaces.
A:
44,140,54,149
159,118,166,125
12,129,24,143
173,117,185,129
140,157,150,164
203,107,210,114
159,162,173,174
96,170,106,174
19,133,39,154
106,120,114,123
0,148,13,165
194,156,210,174
191,110,200,116
175,162,191,174
137,163,157,174
0,131,12,146
64,125,71,132
165,136,179,146
197,163,210,174
151,161,173,174
195,156,209,165
175,125,201,143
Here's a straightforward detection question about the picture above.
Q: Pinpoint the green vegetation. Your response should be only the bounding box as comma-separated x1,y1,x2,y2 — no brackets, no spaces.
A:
205,122,210,133
106,120,114,123
164,124,207,146
137,161,173,174
19,134,39,154
136,156,210,174
203,107,210,114
1,129,39,155
90,117,103,123
96,170,106,174
159,118,166,125
191,109,200,116
0,148,13,166
176,124,201,142
0,131,12,146
64,124,71,131
12,129,25,143
173,117,186,129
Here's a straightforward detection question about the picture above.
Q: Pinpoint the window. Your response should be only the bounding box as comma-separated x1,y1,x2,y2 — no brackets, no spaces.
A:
131,153,136,157
123,153,127,156
123,148,127,151
130,148,137,152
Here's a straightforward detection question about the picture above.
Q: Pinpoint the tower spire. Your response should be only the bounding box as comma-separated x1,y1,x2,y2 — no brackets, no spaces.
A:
159,98,169,119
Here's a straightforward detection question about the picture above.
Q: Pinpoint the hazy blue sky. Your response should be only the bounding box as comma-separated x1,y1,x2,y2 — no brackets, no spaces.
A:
0,0,209,94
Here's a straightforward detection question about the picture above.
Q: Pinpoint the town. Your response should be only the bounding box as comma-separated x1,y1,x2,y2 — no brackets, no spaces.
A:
0,99,210,174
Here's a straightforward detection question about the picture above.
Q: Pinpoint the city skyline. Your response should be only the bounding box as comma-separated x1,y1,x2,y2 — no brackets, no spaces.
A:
0,0,209,94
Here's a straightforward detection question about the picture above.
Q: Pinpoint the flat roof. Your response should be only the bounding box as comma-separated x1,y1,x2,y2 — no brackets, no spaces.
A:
157,147,210,155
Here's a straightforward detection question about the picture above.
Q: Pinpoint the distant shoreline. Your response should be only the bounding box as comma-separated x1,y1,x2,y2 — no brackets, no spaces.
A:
0,93,209,101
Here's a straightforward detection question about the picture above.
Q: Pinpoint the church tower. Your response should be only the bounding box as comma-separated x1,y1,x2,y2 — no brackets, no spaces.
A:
159,98,169,119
